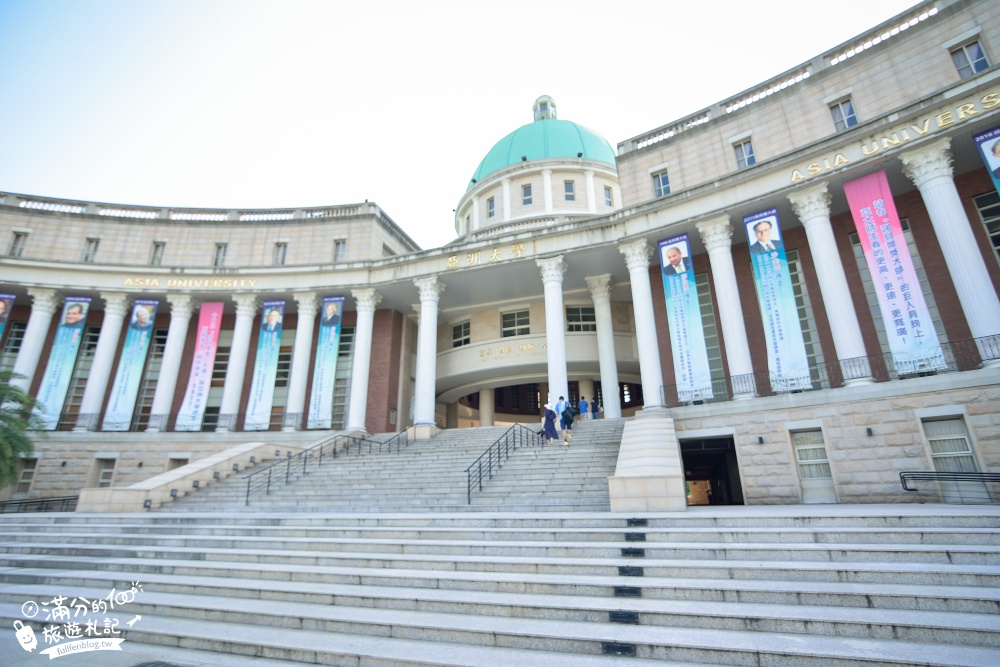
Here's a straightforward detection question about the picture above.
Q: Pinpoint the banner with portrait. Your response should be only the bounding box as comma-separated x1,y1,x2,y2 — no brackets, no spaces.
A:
844,170,945,373
102,300,159,431
974,125,1000,197
35,297,92,429
244,300,285,431
658,234,713,401
0,292,15,342
744,209,812,391
175,302,224,431
307,296,345,429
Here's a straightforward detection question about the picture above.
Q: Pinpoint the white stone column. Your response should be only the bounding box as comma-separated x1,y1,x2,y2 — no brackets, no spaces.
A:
346,288,382,433
413,276,445,437
501,177,511,222
472,195,480,230
901,138,1000,343
585,170,597,214
10,288,59,393
217,295,258,431
74,292,129,431
147,294,194,432
586,273,622,418
788,183,872,384
542,169,553,214
537,256,569,402
283,291,317,431
619,239,665,410
479,387,494,426
696,215,755,398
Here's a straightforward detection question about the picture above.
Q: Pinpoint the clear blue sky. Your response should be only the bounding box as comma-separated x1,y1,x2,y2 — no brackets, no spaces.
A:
0,0,921,249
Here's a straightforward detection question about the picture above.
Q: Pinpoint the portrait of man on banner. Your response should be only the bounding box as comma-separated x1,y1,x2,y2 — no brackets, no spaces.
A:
973,125,1000,196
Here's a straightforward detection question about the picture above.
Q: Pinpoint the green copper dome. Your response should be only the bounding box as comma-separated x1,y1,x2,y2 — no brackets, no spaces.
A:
468,97,616,189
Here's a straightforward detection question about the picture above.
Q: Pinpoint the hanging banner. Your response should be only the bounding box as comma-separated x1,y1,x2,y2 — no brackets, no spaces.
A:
844,170,945,373
101,300,159,431
244,300,285,431
658,235,713,401
974,125,1000,198
744,209,812,391
34,297,92,429
175,302,224,431
307,296,345,429
0,293,15,342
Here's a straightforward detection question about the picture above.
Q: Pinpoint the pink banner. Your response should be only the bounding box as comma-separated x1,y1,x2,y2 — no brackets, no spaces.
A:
175,302,224,431
843,171,944,372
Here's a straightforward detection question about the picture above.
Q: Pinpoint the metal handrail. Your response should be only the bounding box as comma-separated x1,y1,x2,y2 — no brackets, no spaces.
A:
378,429,410,454
465,424,540,504
243,433,378,506
0,496,79,513
900,471,1000,504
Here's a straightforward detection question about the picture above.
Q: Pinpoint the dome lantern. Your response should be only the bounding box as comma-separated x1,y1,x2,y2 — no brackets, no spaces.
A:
533,95,557,121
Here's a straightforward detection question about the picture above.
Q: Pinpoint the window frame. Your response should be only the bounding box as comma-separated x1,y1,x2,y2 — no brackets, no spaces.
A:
830,98,858,132
733,139,756,169
452,320,470,347
522,184,533,206
487,197,495,218
652,171,670,198
922,417,979,472
333,239,347,262
950,40,990,79
213,243,227,268
564,180,575,202
10,232,27,258
973,191,1000,267
83,238,100,263
150,241,165,266
566,306,596,332
501,310,529,338
273,242,287,266
604,186,613,207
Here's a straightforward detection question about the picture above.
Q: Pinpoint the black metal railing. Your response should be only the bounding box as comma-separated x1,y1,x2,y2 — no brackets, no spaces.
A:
661,334,1000,407
899,471,1000,504
465,424,541,504
0,496,79,513
377,429,410,454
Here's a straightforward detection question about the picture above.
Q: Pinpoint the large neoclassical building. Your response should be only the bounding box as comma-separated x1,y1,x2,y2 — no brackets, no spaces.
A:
2,0,998,510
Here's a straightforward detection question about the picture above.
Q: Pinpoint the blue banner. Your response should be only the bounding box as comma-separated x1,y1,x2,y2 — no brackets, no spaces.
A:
102,300,159,431
35,297,92,429
307,296,345,429
244,300,285,430
658,235,713,401
974,125,1000,198
0,293,15,342
744,209,811,391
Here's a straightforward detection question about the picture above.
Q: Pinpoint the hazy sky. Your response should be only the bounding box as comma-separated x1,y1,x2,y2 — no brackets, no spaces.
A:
0,0,921,249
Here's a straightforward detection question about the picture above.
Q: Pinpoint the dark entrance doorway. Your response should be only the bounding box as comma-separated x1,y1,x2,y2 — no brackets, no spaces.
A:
680,437,744,506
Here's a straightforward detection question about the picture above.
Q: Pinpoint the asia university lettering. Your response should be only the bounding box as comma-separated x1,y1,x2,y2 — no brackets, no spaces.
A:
789,91,1000,183
120,277,258,288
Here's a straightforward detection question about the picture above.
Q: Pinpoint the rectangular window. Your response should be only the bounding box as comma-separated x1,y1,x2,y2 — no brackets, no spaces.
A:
564,181,575,201
487,197,495,218
275,347,292,388
334,239,347,262
59,326,101,429
830,99,858,131
150,241,165,266
566,306,596,332
382,244,396,258
951,41,989,79
695,273,725,387
501,310,529,337
792,430,833,479
652,171,670,198
522,184,533,205
9,232,27,258
273,242,287,266
213,243,227,267
83,238,100,263
96,458,116,488
604,186,613,207
452,321,470,347
734,139,756,168
786,250,825,374
923,418,978,472
974,191,1000,266
15,458,37,495
0,321,27,373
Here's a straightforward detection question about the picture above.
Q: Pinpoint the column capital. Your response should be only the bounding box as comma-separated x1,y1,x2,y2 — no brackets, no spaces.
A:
293,291,319,316
27,287,59,314
233,294,259,317
352,288,382,313
536,256,567,283
901,137,953,188
586,273,613,301
414,275,445,303
99,292,130,318
696,215,734,252
787,182,832,223
618,239,652,272
166,293,194,318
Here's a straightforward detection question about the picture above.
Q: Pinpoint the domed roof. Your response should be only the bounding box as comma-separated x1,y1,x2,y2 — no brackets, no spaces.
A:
468,97,616,189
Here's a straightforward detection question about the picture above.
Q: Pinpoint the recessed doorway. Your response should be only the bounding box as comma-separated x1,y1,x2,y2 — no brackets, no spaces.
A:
680,437,744,506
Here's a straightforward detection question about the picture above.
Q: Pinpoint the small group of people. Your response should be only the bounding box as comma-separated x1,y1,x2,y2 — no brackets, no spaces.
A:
542,395,601,447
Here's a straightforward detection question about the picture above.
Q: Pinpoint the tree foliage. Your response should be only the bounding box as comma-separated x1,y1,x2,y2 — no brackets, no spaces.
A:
0,371,42,487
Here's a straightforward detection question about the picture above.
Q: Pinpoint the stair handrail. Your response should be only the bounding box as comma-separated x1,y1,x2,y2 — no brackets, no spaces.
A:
243,432,381,506
378,428,410,454
465,424,540,504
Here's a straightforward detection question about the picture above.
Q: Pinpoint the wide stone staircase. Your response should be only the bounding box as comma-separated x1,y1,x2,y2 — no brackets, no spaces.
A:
163,420,624,513
1,507,1000,665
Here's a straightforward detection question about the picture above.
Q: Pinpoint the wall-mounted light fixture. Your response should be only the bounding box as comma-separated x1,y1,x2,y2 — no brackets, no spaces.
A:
169,489,178,498
143,499,152,509
213,471,221,480
866,428,874,437
757,436,764,444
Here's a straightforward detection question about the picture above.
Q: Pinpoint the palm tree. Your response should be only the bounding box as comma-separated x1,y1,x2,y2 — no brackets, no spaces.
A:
0,371,41,487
